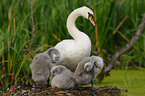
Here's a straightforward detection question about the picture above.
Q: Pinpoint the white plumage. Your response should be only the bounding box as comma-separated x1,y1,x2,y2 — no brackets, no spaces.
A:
55,6,95,72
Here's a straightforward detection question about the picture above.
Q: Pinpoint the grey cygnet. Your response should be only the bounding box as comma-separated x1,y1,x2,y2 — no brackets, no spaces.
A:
74,56,104,88
30,48,61,85
51,65,76,89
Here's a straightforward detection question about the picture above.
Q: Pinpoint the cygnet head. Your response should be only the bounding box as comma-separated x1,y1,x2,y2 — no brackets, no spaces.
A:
78,6,95,26
45,48,61,64
51,53,61,63
91,56,104,70
81,62,93,73
51,65,67,76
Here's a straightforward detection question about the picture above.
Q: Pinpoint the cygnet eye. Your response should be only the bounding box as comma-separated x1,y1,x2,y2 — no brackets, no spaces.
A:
86,65,89,68
44,56,48,60
53,71,56,75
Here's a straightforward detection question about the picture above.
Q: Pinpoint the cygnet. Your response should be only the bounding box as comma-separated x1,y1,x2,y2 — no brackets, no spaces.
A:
74,56,104,88
30,48,61,86
51,65,76,89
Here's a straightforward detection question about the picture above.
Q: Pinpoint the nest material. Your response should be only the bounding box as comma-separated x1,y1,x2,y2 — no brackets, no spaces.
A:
2,85,128,96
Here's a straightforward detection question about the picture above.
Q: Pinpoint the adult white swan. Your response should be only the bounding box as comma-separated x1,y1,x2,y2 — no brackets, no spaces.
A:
55,6,95,72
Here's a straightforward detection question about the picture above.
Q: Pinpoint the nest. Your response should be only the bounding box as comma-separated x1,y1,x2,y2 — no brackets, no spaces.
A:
2,84,128,96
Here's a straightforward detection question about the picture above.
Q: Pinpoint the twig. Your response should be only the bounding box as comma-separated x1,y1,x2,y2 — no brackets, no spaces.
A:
28,0,35,50
97,14,145,82
97,86,128,93
87,89,97,96
116,86,128,93
32,90,51,95
107,86,114,92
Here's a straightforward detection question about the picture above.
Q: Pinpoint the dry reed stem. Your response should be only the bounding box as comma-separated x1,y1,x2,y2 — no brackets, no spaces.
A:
52,33,61,41
117,31,136,49
28,0,36,49
2,38,5,74
94,15,100,53
113,16,128,35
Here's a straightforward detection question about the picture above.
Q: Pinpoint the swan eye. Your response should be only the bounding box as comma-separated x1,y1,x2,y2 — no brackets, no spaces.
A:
88,12,94,19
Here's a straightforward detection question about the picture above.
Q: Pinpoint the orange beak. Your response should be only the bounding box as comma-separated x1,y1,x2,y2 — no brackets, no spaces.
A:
89,16,95,26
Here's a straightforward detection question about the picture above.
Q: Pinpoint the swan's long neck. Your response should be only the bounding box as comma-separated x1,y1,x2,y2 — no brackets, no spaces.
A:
67,9,90,43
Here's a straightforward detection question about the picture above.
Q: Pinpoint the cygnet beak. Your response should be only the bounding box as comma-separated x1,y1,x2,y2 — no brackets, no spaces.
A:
81,68,87,73
52,60,56,63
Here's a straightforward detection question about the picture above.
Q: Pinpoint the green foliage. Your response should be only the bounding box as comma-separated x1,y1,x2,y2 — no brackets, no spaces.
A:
0,0,145,90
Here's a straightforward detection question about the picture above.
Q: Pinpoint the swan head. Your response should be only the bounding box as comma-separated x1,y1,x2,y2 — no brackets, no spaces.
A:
79,6,95,26
81,62,93,73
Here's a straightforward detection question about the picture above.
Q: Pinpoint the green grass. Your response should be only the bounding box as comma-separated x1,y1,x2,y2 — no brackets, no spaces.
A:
94,69,145,96
0,0,145,90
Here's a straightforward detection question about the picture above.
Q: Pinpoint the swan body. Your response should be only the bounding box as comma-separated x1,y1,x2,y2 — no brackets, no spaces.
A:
74,56,104,86
55,6,95,72
51,65,76,89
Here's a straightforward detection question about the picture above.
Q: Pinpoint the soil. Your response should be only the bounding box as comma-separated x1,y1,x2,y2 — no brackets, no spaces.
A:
2,84,128,96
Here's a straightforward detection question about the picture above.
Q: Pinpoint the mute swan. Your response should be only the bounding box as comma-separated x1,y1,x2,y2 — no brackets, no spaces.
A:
30,48,61,86
51,65,76,89
54,6,95,72
74,56,104,88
